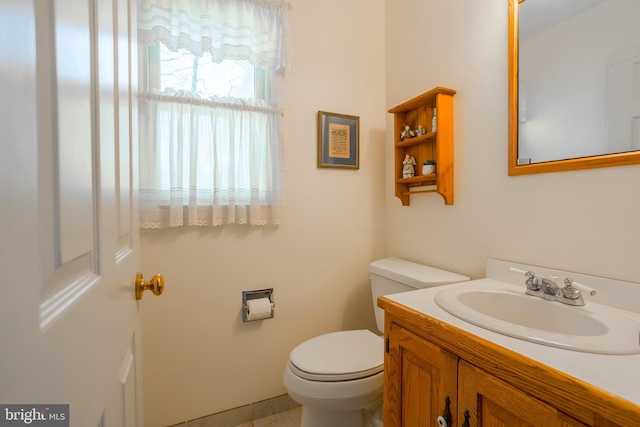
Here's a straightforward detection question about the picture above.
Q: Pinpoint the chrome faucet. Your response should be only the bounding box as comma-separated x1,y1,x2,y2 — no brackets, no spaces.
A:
524,273,562,301
541,276,561,297
509,268,596,306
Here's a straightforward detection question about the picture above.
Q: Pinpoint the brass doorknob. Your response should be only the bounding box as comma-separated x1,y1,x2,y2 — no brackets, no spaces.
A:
135,273,165,300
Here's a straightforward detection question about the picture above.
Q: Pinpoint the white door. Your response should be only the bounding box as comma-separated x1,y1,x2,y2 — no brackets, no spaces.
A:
607,43,640,152
0,0,153,426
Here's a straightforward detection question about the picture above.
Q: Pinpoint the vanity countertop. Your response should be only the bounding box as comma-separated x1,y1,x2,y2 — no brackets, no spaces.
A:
384,278,640,408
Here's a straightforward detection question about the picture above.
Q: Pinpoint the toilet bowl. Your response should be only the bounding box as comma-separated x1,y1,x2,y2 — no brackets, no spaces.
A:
283,258,469,427
283,330,383,427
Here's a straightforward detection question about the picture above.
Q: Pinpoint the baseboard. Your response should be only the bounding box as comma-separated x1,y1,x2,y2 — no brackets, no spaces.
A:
169,394,300,427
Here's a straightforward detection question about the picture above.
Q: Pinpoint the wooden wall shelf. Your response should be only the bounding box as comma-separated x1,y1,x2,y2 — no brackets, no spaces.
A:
389,87,456,206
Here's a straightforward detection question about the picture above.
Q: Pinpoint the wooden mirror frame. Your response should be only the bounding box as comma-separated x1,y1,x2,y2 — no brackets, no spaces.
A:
508,0,640,176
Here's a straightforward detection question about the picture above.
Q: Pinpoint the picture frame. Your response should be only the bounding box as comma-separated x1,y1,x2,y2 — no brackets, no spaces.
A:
317,111,360,169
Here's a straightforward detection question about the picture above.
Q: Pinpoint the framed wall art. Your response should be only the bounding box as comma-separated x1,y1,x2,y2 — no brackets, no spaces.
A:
317,111,359,169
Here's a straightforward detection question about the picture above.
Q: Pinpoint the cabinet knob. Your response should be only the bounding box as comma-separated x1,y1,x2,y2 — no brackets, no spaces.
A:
437,396,452,427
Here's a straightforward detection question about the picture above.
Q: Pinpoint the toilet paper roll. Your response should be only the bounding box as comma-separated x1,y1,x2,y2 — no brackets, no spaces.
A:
246,298,273,321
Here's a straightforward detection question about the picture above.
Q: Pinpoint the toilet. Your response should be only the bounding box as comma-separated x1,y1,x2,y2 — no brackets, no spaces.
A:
283,258,469,427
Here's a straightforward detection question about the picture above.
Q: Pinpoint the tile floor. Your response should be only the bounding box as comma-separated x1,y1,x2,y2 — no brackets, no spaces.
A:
172,395,301,427
233,407,301,427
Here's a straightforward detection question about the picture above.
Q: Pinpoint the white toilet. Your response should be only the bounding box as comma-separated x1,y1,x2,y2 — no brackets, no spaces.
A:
283,258,469,427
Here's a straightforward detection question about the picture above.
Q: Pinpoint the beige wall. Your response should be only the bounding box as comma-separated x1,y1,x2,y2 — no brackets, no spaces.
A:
384,0,640,283
139,1,386,426
141,0,640,425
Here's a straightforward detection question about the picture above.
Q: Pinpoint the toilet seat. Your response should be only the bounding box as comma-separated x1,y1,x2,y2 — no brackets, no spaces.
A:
289,330,383,382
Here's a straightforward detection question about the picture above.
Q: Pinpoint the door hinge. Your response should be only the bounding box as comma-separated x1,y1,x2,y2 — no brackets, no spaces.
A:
385,336,390,354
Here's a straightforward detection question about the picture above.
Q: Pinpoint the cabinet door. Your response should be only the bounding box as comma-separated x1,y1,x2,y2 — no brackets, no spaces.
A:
458,361,587,427
385,324,458,427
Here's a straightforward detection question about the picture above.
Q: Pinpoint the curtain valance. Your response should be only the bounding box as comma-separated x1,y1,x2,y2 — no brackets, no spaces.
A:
138,0,292,71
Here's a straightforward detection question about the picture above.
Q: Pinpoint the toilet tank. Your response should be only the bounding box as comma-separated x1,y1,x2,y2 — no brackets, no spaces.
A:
369,258,469,333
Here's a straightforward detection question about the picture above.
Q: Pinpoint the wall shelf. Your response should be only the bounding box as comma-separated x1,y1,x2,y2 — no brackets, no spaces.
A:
389,87,456,206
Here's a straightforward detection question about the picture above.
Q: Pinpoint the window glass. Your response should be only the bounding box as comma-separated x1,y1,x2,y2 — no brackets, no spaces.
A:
158,44,263,100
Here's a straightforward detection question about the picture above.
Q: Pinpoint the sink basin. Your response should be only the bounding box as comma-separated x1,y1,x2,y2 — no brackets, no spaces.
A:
435,280,640,354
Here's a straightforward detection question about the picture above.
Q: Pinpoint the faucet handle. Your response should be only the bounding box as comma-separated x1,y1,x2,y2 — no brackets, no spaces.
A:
508,267,535,278
564,277,596,296
509,267,542,291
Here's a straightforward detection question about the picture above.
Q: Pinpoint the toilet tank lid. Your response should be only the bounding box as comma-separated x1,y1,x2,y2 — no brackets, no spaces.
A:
369,258,469,289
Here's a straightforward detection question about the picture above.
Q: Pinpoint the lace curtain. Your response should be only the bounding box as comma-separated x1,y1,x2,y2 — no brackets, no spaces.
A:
138,0,291,70
138,0,291,228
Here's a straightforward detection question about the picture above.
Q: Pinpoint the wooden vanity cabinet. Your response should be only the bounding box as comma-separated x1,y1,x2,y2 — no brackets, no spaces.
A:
458,361,586,427
386,324,585,427
380,297,639,427
385,324,458,426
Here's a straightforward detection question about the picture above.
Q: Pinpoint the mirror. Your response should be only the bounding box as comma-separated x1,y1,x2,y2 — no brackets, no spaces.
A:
508,0,640,175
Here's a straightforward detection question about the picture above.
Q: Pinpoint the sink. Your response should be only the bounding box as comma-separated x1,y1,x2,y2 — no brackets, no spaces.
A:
435,280,640,354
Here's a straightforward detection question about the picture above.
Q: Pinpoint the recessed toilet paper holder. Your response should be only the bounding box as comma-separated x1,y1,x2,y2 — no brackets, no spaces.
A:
242,288,275,322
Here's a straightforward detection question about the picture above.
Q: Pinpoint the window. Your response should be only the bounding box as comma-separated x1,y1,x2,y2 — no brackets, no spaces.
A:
137,0,291,228
151,44,266,100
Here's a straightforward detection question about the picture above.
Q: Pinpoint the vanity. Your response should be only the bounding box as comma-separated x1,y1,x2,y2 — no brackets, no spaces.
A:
378,259,640,427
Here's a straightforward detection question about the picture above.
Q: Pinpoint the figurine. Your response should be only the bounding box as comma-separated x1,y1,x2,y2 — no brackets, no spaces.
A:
400,124,415,140
402,154,417,178
415,125,426,136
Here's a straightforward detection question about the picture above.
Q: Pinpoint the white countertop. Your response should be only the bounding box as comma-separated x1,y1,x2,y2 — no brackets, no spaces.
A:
385,260,640,407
